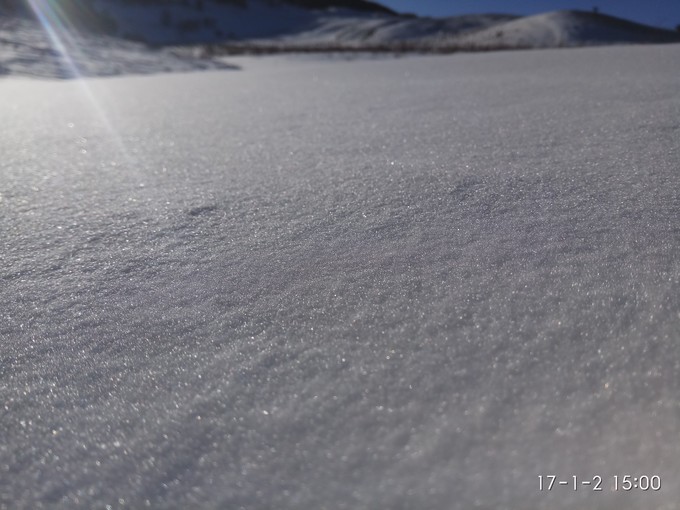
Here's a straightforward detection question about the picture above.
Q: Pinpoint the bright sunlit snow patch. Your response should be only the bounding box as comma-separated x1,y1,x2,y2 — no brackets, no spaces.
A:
23,0,145,185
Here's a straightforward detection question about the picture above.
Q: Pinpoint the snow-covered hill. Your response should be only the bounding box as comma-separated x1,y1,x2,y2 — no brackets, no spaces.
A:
88,0,512,47
457,10,680,49
262,13,517,49
2,0,678,51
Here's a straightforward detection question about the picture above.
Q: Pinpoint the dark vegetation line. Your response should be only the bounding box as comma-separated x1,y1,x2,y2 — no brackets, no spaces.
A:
193,42,534,55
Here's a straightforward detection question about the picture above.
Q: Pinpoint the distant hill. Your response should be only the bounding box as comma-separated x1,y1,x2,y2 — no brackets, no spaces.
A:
1,0,678,50
59,0,518,46
87,0,399,44
457,10,680,49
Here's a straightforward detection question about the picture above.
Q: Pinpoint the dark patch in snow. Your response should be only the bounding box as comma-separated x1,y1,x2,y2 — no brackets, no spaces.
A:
187,204,219,217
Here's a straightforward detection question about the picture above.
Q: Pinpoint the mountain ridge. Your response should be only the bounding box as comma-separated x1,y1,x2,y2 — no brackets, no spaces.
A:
1,0,679,52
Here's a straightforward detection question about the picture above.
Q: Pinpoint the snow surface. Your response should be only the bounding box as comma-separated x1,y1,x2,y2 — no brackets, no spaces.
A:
2,44,680,509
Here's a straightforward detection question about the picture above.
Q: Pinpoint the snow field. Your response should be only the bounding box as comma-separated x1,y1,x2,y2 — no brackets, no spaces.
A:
1,44,680,509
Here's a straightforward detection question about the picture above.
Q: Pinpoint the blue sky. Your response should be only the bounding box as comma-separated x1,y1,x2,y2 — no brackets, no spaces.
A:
378,1,680,29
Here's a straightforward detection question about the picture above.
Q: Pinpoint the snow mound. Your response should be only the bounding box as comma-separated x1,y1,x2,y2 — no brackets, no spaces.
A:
0,17,236,79
458,10,680,49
